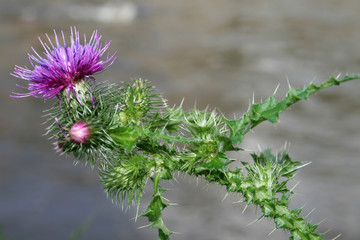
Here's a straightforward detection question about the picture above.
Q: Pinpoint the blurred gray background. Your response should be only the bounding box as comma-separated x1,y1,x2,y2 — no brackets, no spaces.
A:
1,0,360,239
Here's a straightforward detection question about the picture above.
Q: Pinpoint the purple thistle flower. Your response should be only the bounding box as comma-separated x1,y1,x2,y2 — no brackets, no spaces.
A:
11,27,116,100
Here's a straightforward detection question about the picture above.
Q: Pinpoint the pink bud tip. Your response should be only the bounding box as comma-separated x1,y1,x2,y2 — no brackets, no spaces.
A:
69,121,91,143
53,138,66,152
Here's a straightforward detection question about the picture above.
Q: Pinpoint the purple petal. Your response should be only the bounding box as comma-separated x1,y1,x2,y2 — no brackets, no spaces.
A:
11,27,117,101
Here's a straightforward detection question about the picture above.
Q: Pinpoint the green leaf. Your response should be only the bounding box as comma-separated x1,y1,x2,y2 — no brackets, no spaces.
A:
217,135,241,152
251,95,279,123
110,125,142,151
200,152,231,172
147,130,203,144
140,195,168,222
224,118,245,144
149,107,185,133
225,75,360,145
158,168,173,181
140,171,173,240
152,219,173,240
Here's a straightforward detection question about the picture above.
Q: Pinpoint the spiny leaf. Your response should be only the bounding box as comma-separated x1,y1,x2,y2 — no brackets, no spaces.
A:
226,74,360,145
140,171,173,240
147,130,203,144
196,152,231,172
109,125,143,151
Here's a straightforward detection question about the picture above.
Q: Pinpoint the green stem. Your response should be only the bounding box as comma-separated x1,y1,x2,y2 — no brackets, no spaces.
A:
140,170,173,240
226,75,360,144
195,151,322,240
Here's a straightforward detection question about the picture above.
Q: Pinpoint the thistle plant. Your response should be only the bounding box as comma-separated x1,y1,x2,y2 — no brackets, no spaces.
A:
11,27,360,240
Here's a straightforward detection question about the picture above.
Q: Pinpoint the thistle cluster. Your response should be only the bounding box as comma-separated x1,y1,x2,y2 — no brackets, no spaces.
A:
11,28,360,240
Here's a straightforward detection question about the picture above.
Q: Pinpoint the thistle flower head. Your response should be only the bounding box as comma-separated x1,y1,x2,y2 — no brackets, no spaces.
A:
11,27,116,100
69,121,91,143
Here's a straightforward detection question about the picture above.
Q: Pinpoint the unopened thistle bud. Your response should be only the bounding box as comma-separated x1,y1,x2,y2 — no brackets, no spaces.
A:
69,121,91,143
53,138,66,153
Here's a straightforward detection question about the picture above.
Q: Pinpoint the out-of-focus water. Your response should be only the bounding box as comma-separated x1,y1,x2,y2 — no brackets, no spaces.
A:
1,0,360,239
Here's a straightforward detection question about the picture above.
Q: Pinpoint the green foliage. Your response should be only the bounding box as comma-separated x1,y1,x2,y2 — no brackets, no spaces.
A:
238,151,320,239
40,75,359,239
225,74,360,145
140,170,173,240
